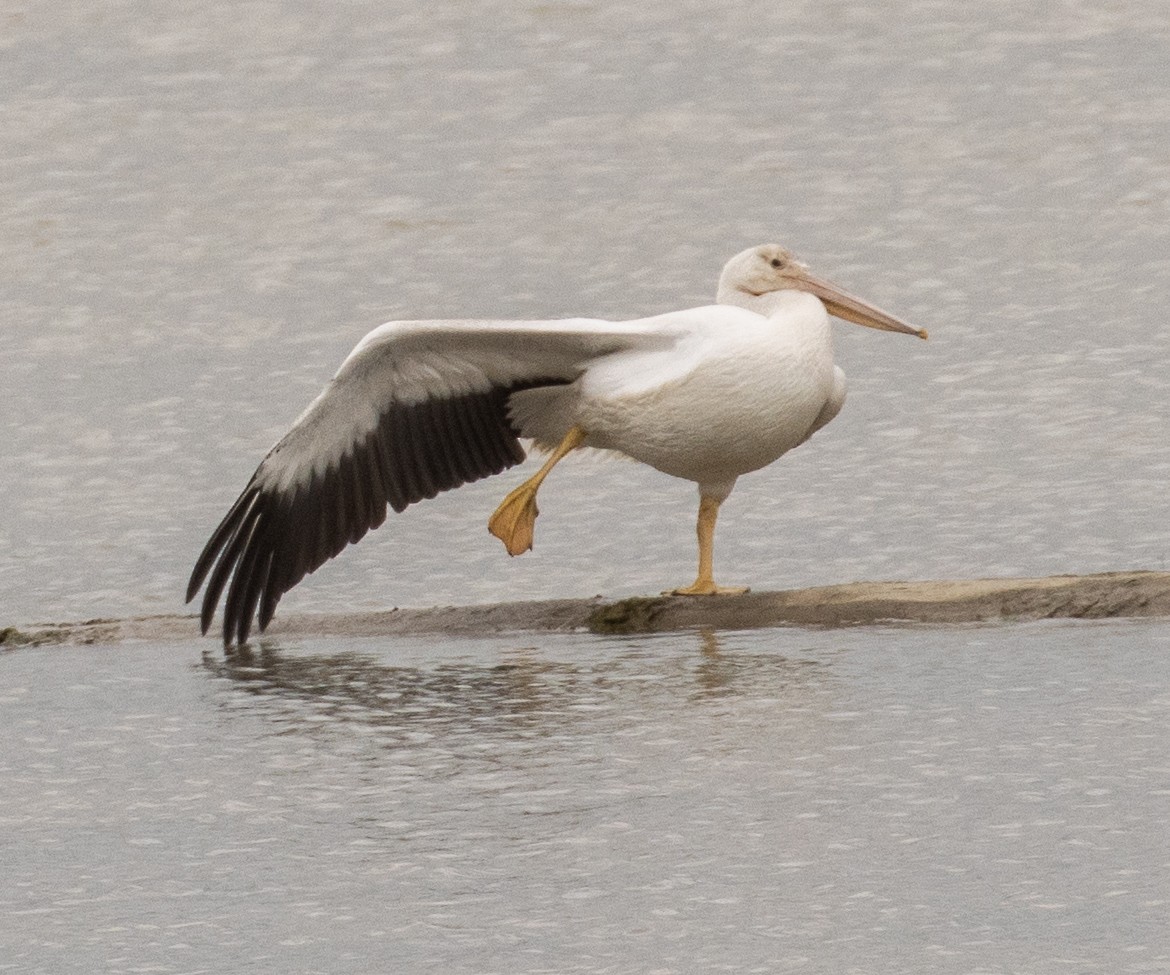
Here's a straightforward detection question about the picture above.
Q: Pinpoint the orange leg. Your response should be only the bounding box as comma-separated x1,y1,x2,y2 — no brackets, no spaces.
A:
669,495,749,596
488,426,587,556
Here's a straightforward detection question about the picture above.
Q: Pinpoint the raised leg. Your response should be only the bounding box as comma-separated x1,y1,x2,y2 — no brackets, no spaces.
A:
488,425,587,556
669,495,749,596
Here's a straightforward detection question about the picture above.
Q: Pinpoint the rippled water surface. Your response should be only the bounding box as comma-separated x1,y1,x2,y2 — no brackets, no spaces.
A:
4,0,1170,622
3,1,1170,971
4,622,1169,973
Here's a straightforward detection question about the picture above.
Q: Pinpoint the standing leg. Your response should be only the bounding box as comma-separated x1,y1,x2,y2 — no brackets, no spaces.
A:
670,494,749,596
488,426,587,556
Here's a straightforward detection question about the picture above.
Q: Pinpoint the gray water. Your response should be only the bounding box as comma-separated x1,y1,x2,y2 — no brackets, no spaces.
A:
4,0,1170,622
4,622,1169,974
3,1,1170,971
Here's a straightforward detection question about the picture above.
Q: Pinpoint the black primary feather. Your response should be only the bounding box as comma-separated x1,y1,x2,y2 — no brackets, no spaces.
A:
187,379,567,645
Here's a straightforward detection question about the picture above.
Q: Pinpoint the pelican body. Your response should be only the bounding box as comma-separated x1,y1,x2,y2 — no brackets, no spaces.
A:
561,293,838,491
187,244,925,645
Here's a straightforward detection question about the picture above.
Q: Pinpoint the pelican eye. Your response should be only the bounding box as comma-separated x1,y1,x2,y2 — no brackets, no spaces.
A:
770,257,785,269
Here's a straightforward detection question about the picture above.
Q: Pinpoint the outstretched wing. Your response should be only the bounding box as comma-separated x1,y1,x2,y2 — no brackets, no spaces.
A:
186,317,671,645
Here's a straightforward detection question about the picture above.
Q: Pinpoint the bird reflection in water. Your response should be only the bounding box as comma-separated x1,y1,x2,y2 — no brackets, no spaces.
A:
690,629,823,701
202,632,829,746
203,642,569,743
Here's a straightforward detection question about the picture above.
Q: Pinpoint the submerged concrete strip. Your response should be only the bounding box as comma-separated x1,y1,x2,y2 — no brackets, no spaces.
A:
4,571,1169,648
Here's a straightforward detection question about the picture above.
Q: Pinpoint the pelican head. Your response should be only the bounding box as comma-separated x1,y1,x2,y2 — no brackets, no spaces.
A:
717,243,928,339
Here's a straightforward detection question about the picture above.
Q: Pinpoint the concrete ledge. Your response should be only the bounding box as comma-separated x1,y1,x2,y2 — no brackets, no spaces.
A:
589,570,1170,634
5,571,1170,649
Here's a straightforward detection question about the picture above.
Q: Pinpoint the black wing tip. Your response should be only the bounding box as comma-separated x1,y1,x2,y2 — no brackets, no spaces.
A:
188,381,559,645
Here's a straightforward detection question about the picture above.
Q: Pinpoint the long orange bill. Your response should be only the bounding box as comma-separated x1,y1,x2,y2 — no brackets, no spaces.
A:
795,271,928,340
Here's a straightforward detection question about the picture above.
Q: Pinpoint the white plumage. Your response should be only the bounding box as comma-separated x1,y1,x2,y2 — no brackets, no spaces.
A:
187,243,925,644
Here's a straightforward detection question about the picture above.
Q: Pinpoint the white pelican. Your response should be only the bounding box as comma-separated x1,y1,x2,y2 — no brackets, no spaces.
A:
187,244,926,644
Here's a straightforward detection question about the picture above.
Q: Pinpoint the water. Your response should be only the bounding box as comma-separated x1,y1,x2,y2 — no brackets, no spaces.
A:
3,1,1170,971
3,622,1168,973
4,0,1170,623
